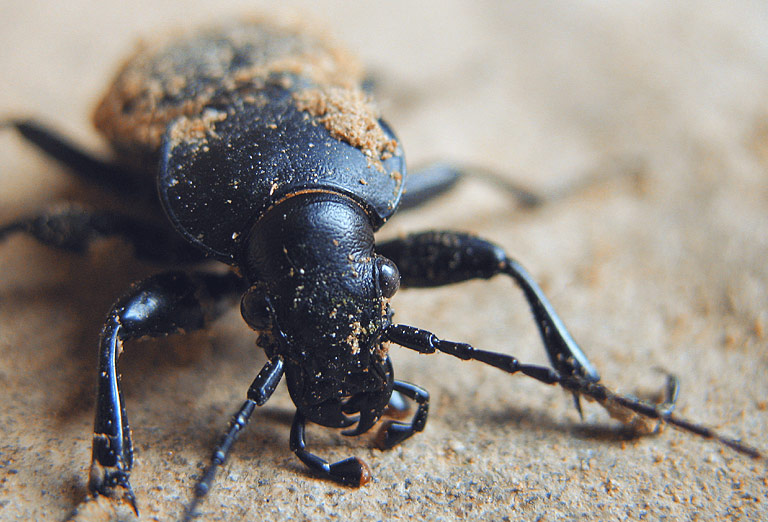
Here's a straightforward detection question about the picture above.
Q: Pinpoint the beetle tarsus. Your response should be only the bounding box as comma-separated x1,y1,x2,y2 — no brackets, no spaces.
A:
290,411,373,487
68,488,140,522
561,374,764,459
329,457,372,487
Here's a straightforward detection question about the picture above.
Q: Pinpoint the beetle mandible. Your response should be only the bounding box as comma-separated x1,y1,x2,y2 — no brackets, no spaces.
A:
0,18,762,519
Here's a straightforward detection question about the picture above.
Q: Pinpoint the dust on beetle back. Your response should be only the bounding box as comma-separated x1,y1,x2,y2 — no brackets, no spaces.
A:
93,18,369,172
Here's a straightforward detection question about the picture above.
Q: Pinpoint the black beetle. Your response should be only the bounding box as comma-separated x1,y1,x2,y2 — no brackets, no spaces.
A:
1,18,762,520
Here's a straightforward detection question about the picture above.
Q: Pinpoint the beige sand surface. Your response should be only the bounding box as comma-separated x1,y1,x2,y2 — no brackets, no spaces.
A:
1,2,766,520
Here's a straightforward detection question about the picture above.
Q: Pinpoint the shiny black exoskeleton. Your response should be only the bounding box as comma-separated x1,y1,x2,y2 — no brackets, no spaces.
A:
1,19,762,521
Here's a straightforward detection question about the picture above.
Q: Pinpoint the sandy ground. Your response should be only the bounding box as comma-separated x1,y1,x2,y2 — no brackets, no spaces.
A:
1,1,767,521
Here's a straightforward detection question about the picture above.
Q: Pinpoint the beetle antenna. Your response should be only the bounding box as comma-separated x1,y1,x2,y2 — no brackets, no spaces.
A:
182,399,257,522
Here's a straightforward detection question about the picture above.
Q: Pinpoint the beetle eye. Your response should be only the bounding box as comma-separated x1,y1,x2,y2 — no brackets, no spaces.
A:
241,285,272,331
376,256,400,298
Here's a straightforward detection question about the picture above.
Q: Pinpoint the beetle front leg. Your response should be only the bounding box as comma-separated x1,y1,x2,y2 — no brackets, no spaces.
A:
378,231,600,395
289,411,372,487
376,381,429,449
379,232,764,459
85,270,245,516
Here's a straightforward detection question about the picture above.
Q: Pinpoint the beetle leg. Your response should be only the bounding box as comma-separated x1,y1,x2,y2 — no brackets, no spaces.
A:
397,163,463,210
87,270,246,515
382,389,411,419
182,356,284,522
289,410,372,487
380,232,698,419
378,231,600,390
399,159,644,211
399,163,537,210
0,205,204,264
380,231,765,458
2,118,146,196
376,381,429,449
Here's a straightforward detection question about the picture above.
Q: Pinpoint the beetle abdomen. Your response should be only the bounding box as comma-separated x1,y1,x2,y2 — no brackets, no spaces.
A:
94,19,363,168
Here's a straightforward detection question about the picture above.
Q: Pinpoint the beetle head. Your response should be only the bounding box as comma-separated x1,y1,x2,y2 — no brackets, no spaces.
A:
241,191,400,431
